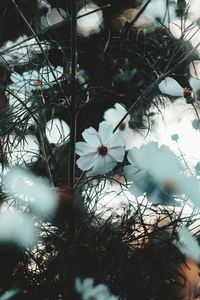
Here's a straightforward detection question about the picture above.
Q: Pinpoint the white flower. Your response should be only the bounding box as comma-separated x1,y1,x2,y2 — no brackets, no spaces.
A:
143,0,177,26
76,121,125,175
9,66,63,93
103,103,131,137
126,142,182,183
3,167,58,216
158,77,184,97
124,142,183,204
45,118,70,145
0,35,50,65
75,278,119,300
169,19,200,51
77,2,104,37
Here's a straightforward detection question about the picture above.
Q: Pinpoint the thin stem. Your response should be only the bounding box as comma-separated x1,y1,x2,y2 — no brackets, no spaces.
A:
68,0,77,190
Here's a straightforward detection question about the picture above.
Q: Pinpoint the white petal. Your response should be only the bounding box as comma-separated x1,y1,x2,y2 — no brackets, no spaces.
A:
77,3,103,37
45,118,70,145
127,148,140,165
103,107,119,126
98,121,114,145
190,61,200,79
176,227,200,262
76,142,97,156
129,182,145,197
92,155,117,175
124,165,146,183
189,77,200,92
158,77,183,96
114,103,130,122
10,72,23,83
108,132,125,148
76,153,98,171
109,147,125,162
3,167,57,216
178,176,200,207
82,127,100,147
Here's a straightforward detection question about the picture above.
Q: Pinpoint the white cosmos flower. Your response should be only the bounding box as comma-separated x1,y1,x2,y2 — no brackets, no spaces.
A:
103,103,131,138
9,66,63,93
76,121,125,175
3,167,58,216
75,277,119,300
0,35,50,65
158,77,184,97
125,142,182,185
77,2,103,37
45,118,70,145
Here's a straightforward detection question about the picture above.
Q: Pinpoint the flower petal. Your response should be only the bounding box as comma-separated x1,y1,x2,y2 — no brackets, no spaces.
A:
76,142,97,156
189,76,200,92
82,127,101,147
108,147,125,162
92,155,117,175
108,132,125,148
124,165,147,183
76,153,98,171
158,77,183,97
98,121,114,145
10,72,23,83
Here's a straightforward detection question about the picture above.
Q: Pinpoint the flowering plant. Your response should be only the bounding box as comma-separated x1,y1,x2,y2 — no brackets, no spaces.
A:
0,1,200,300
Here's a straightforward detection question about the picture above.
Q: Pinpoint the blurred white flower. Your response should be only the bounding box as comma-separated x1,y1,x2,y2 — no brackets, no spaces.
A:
77,2,103,37
5,134,40,165
9,66,63,93
185,0,200,22
175,227,200,262
178,175,200,208
124,143,181,205
126,142,182,183
0,35,50,65
169,19,200,51
45,118,70,145
6,92,37,131
158,77,184,96
38,0,51,10
3,167,58,216
143,0,177,26
75,277,119,300
103,103,131,138
189,61,200,92
0,288,20,300
76,121,125,175
0,211,35,247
